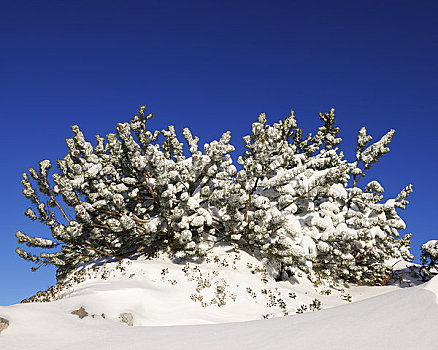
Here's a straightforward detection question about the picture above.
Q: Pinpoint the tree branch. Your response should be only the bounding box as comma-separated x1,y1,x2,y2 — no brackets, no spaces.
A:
244,177,260,222
49,191,71,223
80,243,113,257
353,166,369,188
279,183,320,211
144,172,155,199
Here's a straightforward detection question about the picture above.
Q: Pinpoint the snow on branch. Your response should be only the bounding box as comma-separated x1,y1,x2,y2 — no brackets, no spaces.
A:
15,106,413,285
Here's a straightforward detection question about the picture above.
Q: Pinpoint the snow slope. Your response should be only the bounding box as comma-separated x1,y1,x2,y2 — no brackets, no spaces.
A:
1,247,437,350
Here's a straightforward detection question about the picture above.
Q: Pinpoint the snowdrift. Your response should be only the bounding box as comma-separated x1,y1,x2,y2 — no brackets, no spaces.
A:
1,248,437,350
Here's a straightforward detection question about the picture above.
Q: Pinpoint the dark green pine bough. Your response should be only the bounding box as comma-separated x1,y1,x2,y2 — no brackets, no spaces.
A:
16,106,419,284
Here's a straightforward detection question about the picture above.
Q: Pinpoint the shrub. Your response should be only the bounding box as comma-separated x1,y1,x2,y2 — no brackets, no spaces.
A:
419,240,438,281
15,105,413,283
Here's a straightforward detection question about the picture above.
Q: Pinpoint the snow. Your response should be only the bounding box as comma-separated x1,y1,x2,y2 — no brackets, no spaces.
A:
1,247,437,349
422,240,438,258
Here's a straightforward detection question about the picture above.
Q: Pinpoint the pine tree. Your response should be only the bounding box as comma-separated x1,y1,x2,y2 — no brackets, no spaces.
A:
419,240,438,281
16,106,236,279
311,126,414,284
15,105,414,284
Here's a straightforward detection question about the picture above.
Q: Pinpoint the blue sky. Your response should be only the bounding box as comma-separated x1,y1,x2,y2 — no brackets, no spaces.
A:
1,0,437,305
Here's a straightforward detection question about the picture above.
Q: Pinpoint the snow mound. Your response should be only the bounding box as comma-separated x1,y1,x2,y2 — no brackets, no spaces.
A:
1,247,437,349
424,273,438,297
14,246,361,325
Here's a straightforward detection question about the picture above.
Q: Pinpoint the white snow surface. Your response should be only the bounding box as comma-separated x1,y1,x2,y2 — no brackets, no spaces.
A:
1,247,438,350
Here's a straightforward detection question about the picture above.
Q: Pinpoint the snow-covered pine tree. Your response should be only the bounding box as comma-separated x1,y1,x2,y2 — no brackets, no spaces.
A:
16,106,236,279
419,240,438,281
15,105,414,284
312,128,413,284
230,109,347,278
213,108,413,283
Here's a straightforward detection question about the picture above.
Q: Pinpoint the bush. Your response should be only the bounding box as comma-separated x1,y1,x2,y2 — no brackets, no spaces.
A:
419,240,438,281
15,105,413,283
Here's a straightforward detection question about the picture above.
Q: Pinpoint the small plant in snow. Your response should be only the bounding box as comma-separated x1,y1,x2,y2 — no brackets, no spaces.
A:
419,240,438,281
296,305,307,314
309,298,322,311
341,293,353,302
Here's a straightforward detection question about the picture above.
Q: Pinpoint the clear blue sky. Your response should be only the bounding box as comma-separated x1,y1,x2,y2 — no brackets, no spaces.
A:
1,0,437,305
